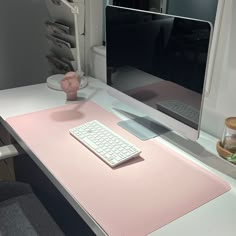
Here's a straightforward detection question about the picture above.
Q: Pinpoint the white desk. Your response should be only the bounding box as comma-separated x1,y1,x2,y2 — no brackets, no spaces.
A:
0,77,236,236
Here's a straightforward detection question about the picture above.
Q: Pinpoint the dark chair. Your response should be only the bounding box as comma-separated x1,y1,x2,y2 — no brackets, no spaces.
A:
0,181,64,236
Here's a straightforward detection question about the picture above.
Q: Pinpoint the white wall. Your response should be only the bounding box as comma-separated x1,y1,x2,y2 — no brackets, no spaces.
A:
0,0,49,90
85,0,103,75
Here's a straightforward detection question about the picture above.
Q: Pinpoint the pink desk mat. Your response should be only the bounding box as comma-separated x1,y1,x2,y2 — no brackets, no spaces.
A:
6,101,231,236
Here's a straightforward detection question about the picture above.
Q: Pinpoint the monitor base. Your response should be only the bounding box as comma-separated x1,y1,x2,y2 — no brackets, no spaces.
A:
118,116,170,141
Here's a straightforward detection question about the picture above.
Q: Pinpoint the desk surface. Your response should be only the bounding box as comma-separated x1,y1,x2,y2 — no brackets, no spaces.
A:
1,78,236,236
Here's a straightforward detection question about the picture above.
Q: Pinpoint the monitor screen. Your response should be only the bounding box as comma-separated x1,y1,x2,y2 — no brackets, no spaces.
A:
106,6,212,140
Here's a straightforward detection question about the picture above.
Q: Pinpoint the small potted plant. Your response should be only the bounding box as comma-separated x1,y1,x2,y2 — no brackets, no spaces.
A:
216,117,236,165
226,153,236,164
60,72,80,101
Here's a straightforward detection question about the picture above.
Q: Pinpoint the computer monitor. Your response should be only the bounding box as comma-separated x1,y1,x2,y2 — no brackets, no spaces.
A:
106,6,212,141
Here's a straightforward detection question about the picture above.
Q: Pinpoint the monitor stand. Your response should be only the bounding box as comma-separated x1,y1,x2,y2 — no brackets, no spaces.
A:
113,108,170,140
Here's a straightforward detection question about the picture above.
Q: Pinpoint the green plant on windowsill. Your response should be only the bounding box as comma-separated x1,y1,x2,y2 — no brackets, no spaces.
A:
226,153,236,163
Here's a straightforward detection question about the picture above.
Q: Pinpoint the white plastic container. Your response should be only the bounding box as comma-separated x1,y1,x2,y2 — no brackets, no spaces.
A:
92,45,106,83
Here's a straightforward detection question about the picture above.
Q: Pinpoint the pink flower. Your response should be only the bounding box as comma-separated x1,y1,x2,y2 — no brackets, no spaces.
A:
61,72,80,100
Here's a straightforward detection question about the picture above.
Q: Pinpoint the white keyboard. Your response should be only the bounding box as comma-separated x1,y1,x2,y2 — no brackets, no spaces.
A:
69,120,141,167
156,100,200,129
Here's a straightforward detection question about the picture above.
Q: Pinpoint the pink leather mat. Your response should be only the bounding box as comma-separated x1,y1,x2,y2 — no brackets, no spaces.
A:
6,101,231,236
